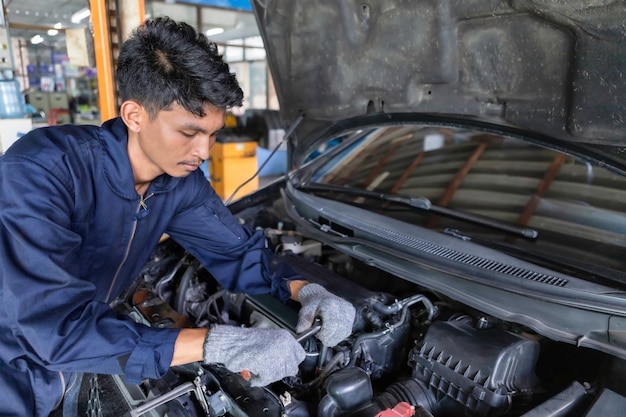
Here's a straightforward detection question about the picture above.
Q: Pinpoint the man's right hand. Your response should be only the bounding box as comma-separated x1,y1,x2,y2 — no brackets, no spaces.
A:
203,325,306,386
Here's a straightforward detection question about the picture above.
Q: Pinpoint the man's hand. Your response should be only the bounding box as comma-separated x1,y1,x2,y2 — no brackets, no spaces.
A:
203,325,306,386
296,283,356,346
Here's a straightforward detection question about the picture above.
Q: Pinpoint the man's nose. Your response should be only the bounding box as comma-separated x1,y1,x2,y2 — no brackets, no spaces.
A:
194,135,212,161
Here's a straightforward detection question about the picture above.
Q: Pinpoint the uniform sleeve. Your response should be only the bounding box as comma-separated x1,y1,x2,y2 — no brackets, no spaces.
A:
0,157,179,383
165,183,302,303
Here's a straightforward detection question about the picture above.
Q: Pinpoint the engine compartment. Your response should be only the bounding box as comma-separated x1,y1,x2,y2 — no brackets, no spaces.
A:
75,191,626,417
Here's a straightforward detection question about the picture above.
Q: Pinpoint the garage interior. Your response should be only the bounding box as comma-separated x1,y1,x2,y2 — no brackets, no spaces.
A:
0,0,284,200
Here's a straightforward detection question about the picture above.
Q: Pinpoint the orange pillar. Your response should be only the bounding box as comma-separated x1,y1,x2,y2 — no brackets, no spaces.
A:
90,0,115,122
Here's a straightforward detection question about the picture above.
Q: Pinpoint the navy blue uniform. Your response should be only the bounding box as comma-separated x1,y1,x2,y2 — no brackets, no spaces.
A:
0,118,296,416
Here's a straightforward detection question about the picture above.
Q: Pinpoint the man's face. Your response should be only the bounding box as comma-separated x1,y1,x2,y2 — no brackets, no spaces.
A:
130,102,226,180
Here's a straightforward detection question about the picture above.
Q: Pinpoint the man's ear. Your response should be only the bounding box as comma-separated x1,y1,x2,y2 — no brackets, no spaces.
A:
119,100,144,133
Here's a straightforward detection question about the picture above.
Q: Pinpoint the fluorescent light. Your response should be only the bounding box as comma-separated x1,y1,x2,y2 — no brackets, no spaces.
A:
30,35,44,45
47,29,59,36
53,22,63,29
71,7,91,24
205,27,224,36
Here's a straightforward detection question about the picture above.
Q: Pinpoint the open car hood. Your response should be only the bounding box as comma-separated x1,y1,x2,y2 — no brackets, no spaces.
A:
251,0,626,160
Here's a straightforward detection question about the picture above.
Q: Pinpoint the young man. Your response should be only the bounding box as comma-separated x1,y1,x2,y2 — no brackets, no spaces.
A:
0,17,355,416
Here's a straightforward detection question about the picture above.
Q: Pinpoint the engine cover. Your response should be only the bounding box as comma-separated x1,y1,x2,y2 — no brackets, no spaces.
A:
409,320,540,416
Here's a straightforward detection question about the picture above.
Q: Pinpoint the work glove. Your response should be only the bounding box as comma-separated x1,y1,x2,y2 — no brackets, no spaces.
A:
203,325,306,386
296,283,356,347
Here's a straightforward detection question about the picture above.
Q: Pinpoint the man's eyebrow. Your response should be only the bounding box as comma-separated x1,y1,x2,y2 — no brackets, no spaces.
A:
180,122,207,134
179,123,225,135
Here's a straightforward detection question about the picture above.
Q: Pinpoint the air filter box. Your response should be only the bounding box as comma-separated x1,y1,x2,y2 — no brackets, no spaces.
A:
409,319,539,416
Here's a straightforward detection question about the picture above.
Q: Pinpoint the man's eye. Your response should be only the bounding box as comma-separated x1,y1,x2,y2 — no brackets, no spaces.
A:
181,131,196,138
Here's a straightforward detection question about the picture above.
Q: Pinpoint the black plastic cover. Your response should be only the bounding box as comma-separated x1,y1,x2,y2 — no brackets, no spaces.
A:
583,388,626,417
409,320,540,416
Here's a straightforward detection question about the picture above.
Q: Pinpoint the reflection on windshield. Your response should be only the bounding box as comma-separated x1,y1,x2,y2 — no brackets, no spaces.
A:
311,125,626,275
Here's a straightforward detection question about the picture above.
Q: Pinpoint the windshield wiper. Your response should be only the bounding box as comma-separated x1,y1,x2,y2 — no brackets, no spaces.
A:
298,183,538,240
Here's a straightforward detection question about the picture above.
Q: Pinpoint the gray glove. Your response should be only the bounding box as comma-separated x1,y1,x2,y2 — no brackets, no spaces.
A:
203,325,306,386
296,283,356,346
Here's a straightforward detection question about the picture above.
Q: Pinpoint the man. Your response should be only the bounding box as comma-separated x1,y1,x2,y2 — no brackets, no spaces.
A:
0,17,355,416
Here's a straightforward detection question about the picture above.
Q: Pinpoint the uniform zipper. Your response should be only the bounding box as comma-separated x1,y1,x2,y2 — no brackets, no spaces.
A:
139,192,154,210
105,193,155,303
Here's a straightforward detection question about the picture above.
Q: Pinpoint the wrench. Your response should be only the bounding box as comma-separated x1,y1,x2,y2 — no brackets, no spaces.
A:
239,318,323,381
295,317,322,343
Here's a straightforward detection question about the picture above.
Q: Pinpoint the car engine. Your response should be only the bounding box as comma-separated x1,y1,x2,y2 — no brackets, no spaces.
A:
66,189,626,417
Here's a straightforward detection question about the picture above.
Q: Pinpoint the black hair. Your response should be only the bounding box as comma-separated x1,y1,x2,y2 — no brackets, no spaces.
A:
116,16,244,118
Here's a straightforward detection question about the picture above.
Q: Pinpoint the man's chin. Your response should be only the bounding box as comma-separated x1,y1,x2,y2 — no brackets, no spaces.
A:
167,169,194,178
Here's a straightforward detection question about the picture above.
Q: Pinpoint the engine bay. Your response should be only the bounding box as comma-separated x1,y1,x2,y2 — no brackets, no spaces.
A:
72,191,626,417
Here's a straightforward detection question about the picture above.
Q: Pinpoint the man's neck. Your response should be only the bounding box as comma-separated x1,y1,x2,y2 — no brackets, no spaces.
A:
135,182,151,196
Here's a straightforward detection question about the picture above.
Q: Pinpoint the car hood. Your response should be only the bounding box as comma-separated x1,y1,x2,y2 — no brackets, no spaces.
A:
251,0,626,161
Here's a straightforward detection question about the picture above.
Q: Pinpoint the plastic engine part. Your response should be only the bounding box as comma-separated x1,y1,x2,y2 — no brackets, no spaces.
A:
409,320,540,416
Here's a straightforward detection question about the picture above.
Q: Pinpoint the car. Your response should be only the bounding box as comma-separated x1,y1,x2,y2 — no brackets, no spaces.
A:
59,1,626,416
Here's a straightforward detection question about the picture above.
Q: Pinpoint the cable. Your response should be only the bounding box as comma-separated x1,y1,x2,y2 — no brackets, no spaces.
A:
224,113,305,205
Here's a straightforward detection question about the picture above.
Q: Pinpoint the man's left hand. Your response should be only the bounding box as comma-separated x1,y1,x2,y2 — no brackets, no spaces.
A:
296,283,356,346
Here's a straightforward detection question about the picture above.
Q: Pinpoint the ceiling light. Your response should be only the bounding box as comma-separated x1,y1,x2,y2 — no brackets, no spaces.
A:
54,22,63,29
206,27,224,36
47,29,59,36
30,35,44,45
71,7,91,24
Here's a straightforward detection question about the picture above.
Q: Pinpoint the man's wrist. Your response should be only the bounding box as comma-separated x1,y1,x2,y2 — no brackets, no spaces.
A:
288,280,309,301
170,328,208,366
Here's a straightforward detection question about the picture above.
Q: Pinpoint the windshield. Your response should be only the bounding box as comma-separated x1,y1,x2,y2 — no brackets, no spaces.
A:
307,125,626,283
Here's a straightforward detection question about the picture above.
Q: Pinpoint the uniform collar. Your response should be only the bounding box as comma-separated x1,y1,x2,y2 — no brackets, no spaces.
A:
100,117,181,199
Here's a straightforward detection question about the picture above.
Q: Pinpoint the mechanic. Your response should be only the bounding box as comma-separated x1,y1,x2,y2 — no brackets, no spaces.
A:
0,17,356,416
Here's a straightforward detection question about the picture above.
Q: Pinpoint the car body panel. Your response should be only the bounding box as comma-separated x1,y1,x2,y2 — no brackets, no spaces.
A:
252,0,626,164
